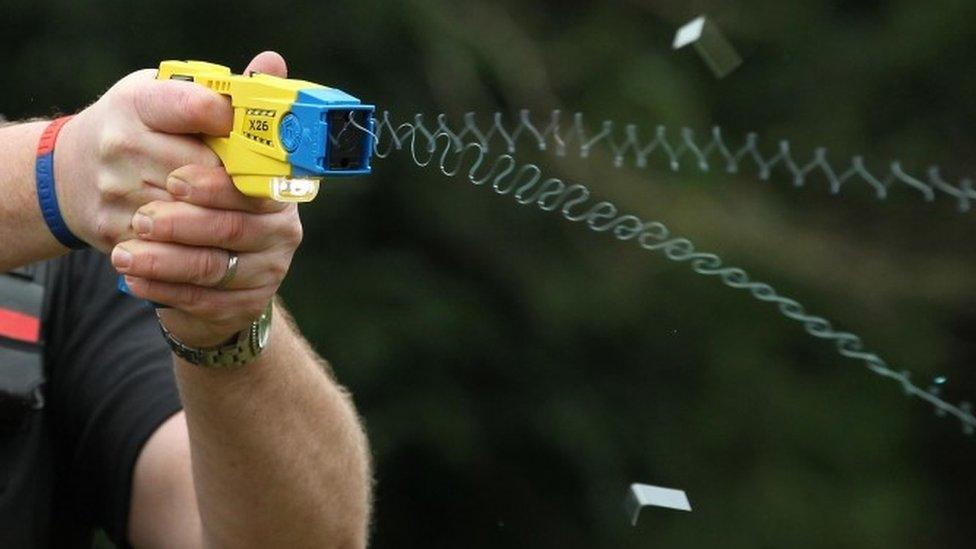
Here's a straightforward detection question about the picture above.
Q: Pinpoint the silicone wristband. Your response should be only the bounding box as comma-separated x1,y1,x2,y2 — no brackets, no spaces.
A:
36,116,86,249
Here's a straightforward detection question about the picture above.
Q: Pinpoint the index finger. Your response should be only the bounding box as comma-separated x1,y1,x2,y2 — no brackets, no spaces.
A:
132,78,233,136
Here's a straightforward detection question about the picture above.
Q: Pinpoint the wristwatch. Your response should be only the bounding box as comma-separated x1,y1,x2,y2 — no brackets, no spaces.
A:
157,301,273,368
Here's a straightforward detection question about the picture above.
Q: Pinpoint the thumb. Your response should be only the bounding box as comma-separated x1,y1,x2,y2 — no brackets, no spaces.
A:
243,51,288,78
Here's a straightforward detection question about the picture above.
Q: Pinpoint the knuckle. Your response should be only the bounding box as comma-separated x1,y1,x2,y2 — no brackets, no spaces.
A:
201,171,226,202
97,128,137,160
140,249,161,279
112,78,141,102
95,174,127,202
196,251,224,285
140,203,173,240
218,211,247,243
179,90,214,125
169,166,198,191
138,277,156,297
198,149,222,168
270,208,303,247
94,213,118,246
283,219,303,247
180,284,206,308
131,83,159,124
256,198,285,214
189,180,215,206
156,216,174,241
266,258,289,285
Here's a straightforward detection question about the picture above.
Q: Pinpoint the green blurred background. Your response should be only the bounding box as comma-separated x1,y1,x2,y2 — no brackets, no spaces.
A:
3,0,976,547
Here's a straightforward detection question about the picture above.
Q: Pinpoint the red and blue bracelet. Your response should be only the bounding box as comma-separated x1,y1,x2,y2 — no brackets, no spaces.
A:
36,116,86,249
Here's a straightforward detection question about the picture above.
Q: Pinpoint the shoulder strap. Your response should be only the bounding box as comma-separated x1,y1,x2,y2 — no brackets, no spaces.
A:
0,262,48,421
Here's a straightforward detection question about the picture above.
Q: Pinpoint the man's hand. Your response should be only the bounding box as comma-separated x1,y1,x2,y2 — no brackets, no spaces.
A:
112,164,302,347
54,51,287,254
54,69,226,251
101,52,297,347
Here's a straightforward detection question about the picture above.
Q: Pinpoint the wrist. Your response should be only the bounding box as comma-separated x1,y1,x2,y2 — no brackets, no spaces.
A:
157,309,250,348
0,122,68,269
51,115,90,246
157,299,275,347
158,302,275,368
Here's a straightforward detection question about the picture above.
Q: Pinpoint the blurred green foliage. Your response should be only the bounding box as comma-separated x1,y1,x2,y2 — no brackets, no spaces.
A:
3,0,976,547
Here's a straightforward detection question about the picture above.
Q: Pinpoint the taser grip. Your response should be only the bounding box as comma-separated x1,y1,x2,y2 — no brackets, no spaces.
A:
155,60,375,202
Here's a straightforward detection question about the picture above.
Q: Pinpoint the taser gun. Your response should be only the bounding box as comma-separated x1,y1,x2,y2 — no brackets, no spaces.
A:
157,60,375,202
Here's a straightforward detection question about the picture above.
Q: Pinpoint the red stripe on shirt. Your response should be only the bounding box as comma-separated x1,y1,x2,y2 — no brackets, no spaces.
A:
0,308,41,343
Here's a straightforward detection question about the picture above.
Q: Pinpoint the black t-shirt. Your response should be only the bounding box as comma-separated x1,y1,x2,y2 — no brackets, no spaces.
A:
0,250,183,548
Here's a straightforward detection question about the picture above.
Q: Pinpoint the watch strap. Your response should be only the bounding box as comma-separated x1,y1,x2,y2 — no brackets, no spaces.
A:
157,302,273,368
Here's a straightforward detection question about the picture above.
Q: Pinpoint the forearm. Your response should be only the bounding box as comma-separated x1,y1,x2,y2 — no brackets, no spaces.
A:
173,299,371,548
0,121,69,270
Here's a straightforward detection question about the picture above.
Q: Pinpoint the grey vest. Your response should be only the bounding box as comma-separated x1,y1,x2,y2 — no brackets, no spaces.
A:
0,263,47,432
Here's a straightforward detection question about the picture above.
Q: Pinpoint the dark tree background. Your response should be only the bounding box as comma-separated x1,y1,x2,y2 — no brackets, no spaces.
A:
3,0,975,547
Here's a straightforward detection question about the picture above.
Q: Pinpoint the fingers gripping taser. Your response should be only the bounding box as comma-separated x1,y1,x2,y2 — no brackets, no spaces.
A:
157,60,375,202
120,60,375,299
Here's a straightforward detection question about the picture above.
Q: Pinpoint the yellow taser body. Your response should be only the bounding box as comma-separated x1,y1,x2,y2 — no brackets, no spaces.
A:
157,60,374,202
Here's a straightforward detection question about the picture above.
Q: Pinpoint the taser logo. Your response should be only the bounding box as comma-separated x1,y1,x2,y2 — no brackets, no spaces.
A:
279,113,302,153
